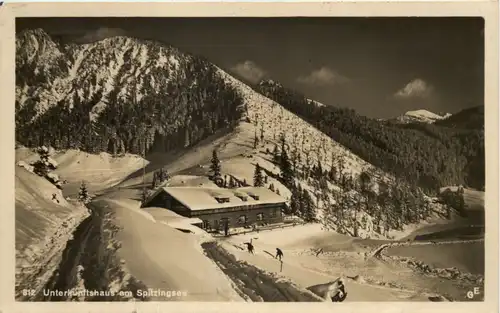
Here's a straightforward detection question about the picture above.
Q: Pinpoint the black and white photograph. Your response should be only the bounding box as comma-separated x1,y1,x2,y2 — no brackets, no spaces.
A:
5,4,497,307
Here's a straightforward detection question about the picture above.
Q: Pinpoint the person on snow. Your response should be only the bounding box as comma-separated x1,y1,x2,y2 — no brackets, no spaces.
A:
244,241,255,254
275,248,284,261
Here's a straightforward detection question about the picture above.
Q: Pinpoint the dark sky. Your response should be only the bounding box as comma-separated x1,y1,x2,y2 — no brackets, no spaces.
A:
17,17,484,118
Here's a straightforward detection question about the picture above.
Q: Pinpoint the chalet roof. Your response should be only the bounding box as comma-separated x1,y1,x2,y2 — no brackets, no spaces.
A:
144,186,286,211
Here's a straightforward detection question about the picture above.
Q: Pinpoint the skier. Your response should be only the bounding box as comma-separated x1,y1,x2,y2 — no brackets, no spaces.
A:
275,248,284,261
244,241,255,254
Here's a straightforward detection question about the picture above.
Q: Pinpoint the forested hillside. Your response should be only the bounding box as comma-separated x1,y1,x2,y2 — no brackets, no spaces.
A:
16,29,244,156
435,105,484,130
256,80,484,192
16,28,469,238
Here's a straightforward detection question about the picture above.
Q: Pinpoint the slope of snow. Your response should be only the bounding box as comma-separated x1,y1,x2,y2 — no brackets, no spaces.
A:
218,67,377,179
396,109,451,124
16,147,147,197
15,166,89,299
91,194,245,301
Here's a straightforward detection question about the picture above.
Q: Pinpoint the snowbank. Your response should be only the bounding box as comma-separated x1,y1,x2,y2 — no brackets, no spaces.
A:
93,197,245,301
16,147,147,196
15,167,89,300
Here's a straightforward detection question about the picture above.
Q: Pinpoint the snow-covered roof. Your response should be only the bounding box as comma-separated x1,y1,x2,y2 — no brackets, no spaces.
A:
164,217,204,228
146,186,286,211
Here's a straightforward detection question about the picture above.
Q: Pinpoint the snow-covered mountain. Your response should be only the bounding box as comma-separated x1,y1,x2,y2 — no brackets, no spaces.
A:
395,109,452,124
16,29,375,181
16,28,246,155
18,28,449,243
16,28,403,238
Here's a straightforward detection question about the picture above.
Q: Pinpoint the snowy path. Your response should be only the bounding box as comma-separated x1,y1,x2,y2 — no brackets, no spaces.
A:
202,242,324,301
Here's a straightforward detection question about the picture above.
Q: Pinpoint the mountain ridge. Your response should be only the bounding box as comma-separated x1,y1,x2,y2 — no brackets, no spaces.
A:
253,78,484,191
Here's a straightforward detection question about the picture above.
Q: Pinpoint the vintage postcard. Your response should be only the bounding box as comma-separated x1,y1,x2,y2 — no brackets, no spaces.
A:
0,2,498,313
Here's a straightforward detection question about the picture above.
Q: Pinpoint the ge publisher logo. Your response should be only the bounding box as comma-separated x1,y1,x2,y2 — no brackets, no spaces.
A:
22,289,36,297
466,287,481,299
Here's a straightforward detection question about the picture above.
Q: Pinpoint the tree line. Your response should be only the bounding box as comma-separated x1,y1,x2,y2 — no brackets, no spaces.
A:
262,133,460,237
256,80,484,192
16,41,245,158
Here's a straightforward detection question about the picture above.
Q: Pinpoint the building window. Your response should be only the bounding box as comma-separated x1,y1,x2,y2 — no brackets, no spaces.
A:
257,213,264,221
269,209,277,218
203,220,211,229
238,215,247,224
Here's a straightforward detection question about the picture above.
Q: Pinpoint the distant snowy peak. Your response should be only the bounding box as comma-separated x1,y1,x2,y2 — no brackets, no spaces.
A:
395,109,451,124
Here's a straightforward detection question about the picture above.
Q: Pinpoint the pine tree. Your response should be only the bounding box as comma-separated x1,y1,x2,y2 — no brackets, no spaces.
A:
39,146,50,164
302,189,316,222
358,171,371,194
33,160,49,177
272,144,280,164
151,171,158,188
141,188,148,206
78,181,90,203
315,160,323,179
279,138,294,188
253,163,264,187
210,149,221,178
296,185,304,216
329,165,337,182
159,168,170,183
33,146,52,177
290,191,299,215
456,187,467,217
291,148,298,172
